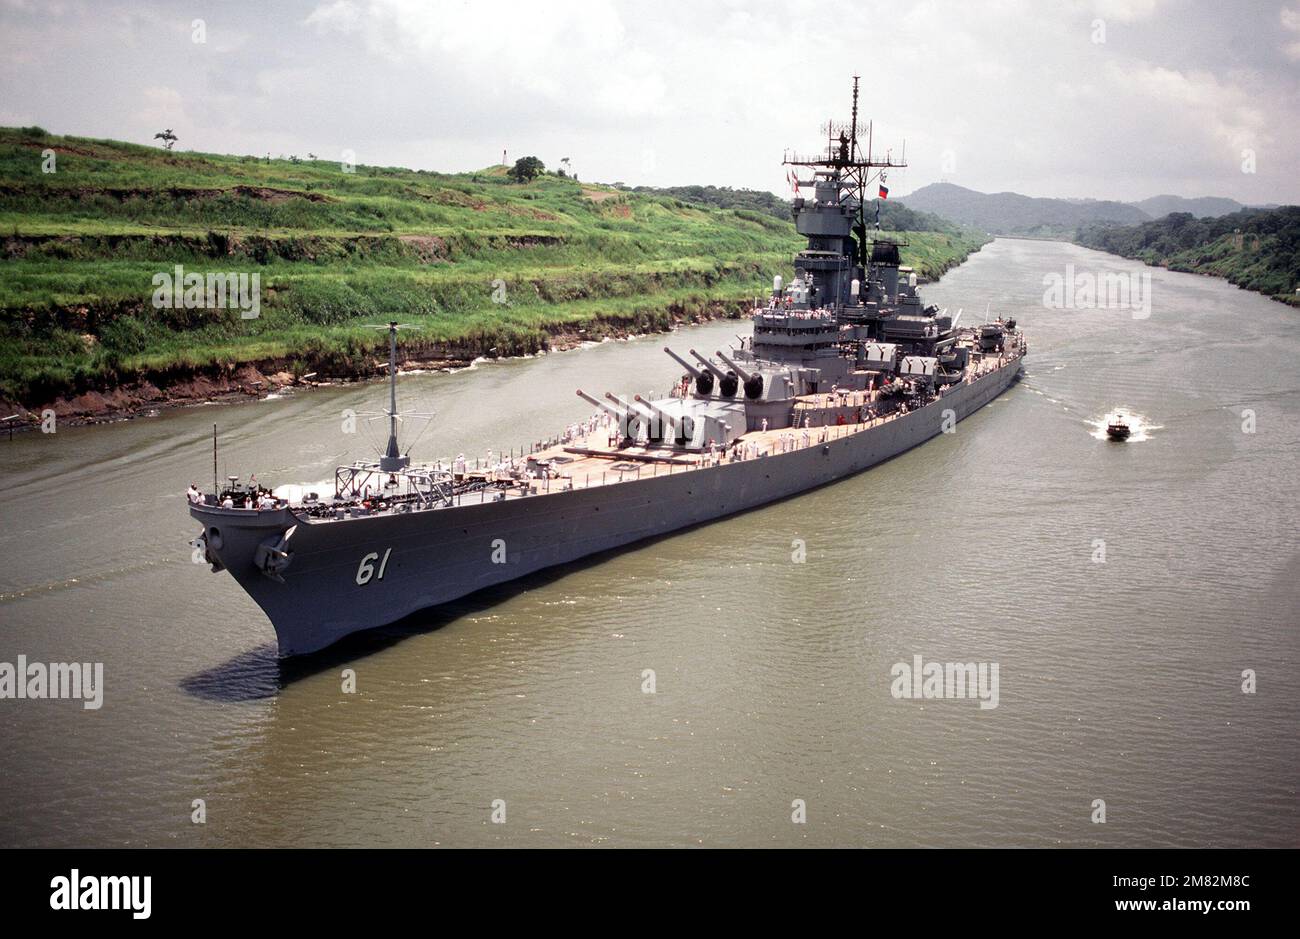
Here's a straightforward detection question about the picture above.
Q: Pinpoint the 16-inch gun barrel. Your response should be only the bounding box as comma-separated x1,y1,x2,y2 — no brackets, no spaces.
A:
576,389,626,422
664,347,703,378
714,350,754,383
688,349,729,380
606,392,656,422
633,394,680,428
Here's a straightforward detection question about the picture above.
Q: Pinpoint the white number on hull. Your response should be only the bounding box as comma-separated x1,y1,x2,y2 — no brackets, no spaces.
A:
356,547,392,586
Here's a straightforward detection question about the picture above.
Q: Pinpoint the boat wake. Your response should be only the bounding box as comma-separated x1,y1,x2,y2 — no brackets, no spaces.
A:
1087,409,1161,441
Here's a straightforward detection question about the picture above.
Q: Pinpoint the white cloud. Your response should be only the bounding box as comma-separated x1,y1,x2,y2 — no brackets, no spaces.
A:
1,0,1295,202
1282,6,1300,60
133,86,189,130
1112,61,1269,152
1084,0,1166,23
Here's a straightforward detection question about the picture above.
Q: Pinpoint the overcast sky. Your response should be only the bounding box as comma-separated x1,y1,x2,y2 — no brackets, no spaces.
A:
2,0,1297,204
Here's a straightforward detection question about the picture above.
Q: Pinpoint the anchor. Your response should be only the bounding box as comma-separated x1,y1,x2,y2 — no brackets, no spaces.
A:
253,525,297,582
191,530,224,573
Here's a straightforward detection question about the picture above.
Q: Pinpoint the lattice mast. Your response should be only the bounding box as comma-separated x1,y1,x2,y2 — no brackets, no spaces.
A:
783,76,908,269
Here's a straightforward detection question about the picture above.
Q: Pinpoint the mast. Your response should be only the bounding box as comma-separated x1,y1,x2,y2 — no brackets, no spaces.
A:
784,78,907,271
849,75,859,162
379,321,410,472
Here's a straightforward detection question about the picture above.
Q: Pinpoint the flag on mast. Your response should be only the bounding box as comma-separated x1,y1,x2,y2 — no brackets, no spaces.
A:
878,184,889,199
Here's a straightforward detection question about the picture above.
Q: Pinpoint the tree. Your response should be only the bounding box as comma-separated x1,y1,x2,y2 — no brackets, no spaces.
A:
509,156,545,183
154,128,178,150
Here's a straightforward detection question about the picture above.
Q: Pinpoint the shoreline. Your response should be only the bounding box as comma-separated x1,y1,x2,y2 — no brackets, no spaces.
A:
2,245,987,432
1,300,755,430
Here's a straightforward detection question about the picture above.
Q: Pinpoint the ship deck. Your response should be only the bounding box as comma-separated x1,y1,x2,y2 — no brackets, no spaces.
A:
445,347,1023,501
270,346,1024,520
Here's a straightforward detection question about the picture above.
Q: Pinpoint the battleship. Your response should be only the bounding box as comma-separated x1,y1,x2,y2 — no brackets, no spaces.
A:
190,81,1026,656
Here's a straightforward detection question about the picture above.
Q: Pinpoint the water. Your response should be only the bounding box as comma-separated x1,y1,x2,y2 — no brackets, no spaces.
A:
1,238,1296,848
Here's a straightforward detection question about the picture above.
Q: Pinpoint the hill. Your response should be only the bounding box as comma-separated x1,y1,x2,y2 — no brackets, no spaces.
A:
629,183,962,232
898,182,1149,236
0,127,989,417
1130,194,1245,219
1075,207,1300,304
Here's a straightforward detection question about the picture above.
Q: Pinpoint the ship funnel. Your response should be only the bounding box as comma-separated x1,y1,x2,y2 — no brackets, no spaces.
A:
772,275,783,297
871,241,901,298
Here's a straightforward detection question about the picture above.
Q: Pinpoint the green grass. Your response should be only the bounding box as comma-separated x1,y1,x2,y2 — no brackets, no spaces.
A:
0,126,990,406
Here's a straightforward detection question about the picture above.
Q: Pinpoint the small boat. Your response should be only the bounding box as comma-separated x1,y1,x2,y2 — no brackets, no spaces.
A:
1106,414,1131,440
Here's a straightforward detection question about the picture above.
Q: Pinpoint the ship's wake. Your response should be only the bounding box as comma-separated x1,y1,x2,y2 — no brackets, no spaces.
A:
1086,409,1161,442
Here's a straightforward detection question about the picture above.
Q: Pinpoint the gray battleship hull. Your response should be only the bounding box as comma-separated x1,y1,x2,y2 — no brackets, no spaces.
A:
193,360,1021,656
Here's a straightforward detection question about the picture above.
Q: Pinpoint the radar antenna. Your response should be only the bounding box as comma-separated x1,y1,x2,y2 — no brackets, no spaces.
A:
784,76,908,270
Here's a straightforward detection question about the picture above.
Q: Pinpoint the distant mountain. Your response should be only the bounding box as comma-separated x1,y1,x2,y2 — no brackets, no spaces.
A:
1130,194,1244,219
897,182,1149,236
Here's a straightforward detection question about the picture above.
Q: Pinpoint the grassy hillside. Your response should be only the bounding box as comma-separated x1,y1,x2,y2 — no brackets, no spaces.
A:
0,127,989,411
1075,207,1300,305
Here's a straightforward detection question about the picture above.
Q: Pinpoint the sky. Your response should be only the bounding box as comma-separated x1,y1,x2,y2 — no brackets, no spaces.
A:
2,0,1297,204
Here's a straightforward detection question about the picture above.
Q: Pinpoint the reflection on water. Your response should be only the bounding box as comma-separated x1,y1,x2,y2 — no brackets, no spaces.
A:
1,238,1297,848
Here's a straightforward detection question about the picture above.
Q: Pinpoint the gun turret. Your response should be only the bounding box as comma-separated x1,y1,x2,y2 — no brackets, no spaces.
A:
633,394,680,430
716,349,764,400
665,346,713,395
690,349,738,397
714,350,752,382
638,395,695,445
606,393,660,440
